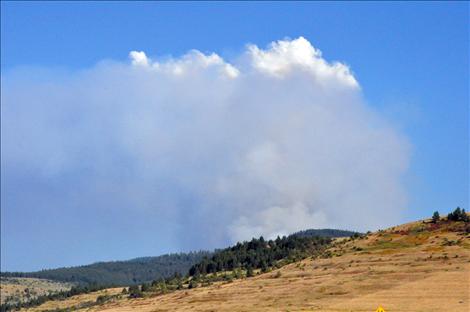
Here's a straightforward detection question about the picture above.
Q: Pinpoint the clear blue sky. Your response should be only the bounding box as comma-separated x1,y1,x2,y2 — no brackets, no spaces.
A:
1,2,468,272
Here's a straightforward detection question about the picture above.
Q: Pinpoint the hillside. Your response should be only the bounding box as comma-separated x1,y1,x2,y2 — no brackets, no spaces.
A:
1,228,352,288
188,234,332,277
0,278,72,306
18,215,469,312
1,252,211,286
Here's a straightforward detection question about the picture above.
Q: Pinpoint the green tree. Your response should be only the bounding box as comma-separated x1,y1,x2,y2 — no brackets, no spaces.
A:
260,260,268,273
432,211,440,223
460,208,470,222
448,207,461,221
448,207,469,222
246,265,254,278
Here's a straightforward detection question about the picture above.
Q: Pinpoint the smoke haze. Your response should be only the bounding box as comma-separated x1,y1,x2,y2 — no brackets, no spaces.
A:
2,37,409,253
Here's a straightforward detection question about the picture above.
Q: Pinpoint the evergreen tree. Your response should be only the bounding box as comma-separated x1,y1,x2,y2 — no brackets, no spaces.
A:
461,208,470,222
448,207,469,222
246,265,254,278
188,235,330,277
260,260,268,273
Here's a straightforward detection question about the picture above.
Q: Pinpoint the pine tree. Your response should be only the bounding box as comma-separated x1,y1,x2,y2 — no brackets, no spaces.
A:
448,207,469,222
246,265,254,278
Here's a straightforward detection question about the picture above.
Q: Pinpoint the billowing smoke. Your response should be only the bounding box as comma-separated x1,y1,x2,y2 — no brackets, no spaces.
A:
2,37,409,250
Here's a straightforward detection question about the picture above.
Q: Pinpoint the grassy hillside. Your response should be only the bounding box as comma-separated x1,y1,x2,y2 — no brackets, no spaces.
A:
0,277,72,306
19,215,469,312
1,252,211,287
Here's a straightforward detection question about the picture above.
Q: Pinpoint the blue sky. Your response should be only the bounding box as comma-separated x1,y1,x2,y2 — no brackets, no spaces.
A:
1,2,468,272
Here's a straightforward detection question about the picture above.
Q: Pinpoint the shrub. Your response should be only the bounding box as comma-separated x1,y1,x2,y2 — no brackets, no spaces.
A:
140,283,149,292
127,285,143,298
96,295,111,304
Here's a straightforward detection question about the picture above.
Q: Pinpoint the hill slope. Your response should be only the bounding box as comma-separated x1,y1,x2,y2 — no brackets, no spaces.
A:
0,278,72,306
1,228,352,288
21,217,469,312
1,252,211,286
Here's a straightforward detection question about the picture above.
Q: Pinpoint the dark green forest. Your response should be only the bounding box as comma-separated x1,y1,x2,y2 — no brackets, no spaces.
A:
290,228,358,238
188,234,332,276
187,229,357,276
1,252,211,286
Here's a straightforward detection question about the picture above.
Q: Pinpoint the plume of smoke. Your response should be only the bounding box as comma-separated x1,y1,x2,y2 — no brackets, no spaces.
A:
2,37,409,250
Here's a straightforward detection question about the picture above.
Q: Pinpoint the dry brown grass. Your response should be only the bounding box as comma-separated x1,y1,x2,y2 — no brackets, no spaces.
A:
23,219,470,312
23,288,125,312
0,278,72,305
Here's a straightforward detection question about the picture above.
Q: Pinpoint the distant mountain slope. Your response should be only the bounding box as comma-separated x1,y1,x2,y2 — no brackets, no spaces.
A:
1,252,211,286
0,228,355,288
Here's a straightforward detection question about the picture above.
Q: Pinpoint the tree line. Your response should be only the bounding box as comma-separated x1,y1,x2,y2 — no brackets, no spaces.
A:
432,207,469,223
188,234,331,276
1,251,211,286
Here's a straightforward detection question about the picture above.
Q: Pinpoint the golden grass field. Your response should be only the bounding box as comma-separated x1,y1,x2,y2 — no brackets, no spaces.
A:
19,218,470,312
21,288,125,312
0,278,72,305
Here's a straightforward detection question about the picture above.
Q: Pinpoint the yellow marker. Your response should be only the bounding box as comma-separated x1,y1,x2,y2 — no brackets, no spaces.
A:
376,307,386,312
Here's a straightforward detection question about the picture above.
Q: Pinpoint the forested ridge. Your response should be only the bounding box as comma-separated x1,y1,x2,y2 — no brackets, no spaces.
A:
1,252,211,286
189,234,332,276
1,228,354,287
291,228,358,238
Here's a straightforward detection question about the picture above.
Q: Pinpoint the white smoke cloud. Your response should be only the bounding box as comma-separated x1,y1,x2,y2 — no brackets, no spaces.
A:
2,37,409,249
129,51,150,67
248,37,358,88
